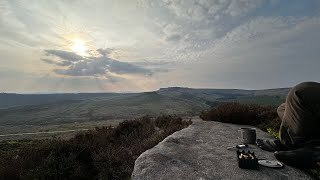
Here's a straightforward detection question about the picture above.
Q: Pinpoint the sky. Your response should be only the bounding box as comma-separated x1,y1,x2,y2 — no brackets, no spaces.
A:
0,0,320,93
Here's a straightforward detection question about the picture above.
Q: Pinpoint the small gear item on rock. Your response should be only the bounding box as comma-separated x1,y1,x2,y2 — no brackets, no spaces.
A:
258,160,283,168
237,150,259,170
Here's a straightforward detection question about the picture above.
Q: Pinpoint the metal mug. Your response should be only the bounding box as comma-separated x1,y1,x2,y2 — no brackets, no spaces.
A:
240,128,256,144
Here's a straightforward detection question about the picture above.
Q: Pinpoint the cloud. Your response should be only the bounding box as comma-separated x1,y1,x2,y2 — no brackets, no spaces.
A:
41,59,72,66
136,0,267,61
43,49,153,78
206,16,320,60
162,15,320,89
162,23,183,42
41,59,57,65
165,34,182,42
53,58,107,76
224,0,263,17
107,59,152,75
96,48,114,56
1,0,320,92
146,0,263,21
0,1,61,49
45,50,84,62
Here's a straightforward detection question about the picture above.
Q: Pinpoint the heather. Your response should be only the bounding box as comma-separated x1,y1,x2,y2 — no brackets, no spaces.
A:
0,115,191,180
200,102,281,132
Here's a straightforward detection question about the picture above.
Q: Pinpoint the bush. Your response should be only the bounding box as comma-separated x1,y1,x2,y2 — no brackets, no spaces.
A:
0,115,192,180
200,102,281,132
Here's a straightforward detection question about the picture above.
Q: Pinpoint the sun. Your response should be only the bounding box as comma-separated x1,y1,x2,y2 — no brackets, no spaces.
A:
70,39,87,56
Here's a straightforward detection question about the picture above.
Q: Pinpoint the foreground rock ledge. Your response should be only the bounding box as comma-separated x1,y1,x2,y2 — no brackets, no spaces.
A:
132,121,312,180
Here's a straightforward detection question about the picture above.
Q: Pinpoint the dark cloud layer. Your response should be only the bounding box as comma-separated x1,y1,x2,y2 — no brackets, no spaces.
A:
96,48,114,56
43,49,152,78
45,50,84,61
41,58,72,66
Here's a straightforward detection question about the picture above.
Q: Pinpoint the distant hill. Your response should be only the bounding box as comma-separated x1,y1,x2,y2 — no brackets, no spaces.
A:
0,93,128,108
0,87,290,126
158,87,290,96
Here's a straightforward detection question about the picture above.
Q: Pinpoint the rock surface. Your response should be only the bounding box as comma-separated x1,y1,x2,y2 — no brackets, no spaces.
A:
132,120,313,180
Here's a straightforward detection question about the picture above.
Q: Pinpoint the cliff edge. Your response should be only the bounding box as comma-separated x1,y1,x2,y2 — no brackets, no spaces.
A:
132,120,312,180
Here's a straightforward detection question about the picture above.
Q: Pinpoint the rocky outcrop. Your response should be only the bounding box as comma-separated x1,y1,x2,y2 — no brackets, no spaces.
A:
132,121,312,180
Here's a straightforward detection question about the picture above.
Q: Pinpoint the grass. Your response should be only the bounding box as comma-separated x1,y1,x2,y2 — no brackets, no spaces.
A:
0,115,192,180
267,128,280,139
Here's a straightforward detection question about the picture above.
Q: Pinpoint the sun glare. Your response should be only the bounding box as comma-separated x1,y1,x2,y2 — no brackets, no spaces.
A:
70,39,87,56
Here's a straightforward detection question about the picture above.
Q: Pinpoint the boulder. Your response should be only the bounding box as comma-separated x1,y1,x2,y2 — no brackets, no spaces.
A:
132,120,312,180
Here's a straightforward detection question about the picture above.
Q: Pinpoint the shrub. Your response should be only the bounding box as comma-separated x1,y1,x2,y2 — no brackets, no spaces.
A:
200,102,281,132
0,115,192,180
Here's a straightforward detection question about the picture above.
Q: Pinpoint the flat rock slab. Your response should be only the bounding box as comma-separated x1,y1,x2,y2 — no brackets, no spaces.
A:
132,121,312,180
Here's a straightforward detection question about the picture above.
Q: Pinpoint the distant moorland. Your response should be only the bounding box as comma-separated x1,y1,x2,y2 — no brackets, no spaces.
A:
0,87,289,135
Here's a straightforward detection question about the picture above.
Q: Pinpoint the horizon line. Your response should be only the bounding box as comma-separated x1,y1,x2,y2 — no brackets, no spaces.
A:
0,86,292,95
